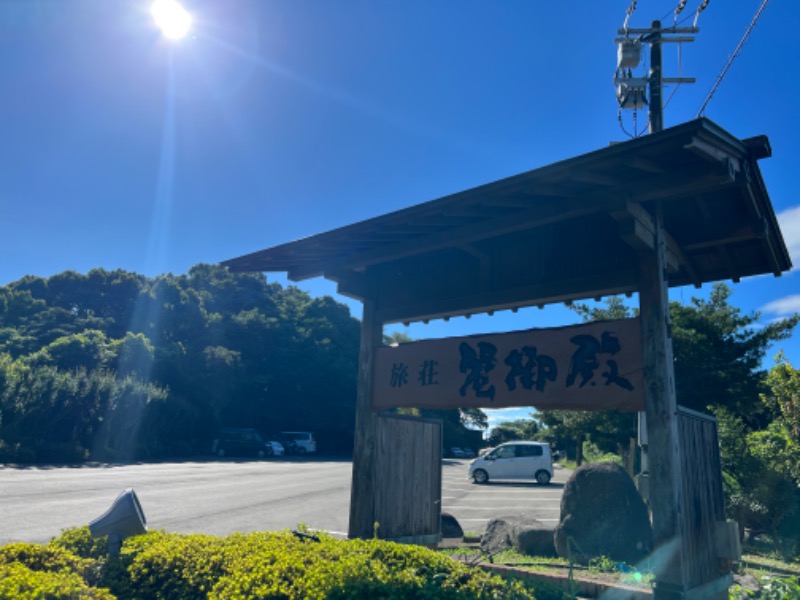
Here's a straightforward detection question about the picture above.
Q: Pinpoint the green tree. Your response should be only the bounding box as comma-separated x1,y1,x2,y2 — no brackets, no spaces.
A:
34,330,114,372
761,352,800,460
672,283,798,419
486,417,539,446
710,351,800,555
112,332,155,378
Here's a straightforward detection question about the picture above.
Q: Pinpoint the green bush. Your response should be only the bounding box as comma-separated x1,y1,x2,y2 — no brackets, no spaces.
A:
50,526,110,561
0,542,97,579
581,441,622,466
7,529,539,599
730,575,800,599
206,534,536,599
109,530,537,599
0,562,114,599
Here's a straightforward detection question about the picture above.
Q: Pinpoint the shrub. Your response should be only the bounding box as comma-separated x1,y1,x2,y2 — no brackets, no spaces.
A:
96,531,537,599
51,526,110,561
0,542,96,579
581,441,622,466
209,534,536,599
0,559,113,599
730,575,800,600
12,530,539,599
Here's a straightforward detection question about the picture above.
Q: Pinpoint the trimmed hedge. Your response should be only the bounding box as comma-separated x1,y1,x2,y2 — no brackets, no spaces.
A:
0,528,539,599
0,563,114,600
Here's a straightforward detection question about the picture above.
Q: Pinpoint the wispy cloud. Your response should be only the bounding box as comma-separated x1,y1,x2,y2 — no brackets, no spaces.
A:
762,294,800,317
484,407,535,427
777,205,800,271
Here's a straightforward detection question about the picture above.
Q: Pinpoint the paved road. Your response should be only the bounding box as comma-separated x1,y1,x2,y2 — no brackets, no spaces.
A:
0,459,569,545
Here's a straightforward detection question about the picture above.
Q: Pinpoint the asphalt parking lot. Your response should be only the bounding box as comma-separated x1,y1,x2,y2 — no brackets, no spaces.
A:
441,459,569,534
0,458,569,545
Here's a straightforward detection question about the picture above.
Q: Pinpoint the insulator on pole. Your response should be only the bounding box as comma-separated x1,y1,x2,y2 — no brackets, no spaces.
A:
622,0,638,29
693,0,711,27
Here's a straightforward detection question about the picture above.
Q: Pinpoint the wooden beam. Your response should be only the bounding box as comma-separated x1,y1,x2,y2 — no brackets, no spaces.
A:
638,203,689,595
615,203,679,271
622,171,735,204
570,170,623,186
742,135,771,160
289,202,617,280
442,206,497,218
692,197,742,283
681,225,767,251
458,244,492,291
348,300,384,539
613,202,703,285
328,271,374,302
374,269,638,324
627,155,667,174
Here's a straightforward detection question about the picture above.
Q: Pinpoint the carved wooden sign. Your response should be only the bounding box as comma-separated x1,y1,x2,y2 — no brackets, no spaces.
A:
373,318,644,411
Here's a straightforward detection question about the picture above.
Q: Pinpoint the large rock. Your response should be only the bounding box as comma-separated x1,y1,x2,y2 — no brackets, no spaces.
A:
554,462,652,565
481,515,556,557
441,512,464,539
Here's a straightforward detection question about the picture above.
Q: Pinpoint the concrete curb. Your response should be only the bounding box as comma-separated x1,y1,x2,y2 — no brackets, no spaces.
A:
479,563,653,600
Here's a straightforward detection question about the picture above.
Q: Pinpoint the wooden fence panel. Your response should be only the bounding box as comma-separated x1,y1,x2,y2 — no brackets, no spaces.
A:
373,414,442,545
677,406,728,594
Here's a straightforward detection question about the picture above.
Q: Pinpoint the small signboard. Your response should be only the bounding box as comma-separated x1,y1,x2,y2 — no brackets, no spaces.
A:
373,317,644,412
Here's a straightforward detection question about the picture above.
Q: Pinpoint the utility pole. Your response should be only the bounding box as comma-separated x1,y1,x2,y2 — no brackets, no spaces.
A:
614,17,700,600
614,22,697,133
648,20,663,133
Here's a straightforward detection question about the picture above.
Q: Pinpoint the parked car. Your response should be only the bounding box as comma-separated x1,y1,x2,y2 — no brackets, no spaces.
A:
266,440,285,457
213,428,273,459
280,431,317,455
468,440,553,485
450,447,466,458
461,448,476,458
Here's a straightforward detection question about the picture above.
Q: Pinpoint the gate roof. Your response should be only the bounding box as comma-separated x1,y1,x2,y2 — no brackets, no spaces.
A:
223,118,791,324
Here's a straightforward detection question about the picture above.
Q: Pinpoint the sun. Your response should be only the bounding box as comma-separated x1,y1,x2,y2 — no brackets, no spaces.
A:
151,0,192,40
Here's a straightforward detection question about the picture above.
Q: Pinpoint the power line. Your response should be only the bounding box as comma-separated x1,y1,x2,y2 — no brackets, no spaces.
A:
696,0,771,116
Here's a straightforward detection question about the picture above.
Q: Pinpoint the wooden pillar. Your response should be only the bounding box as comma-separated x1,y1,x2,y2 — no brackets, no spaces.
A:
348,299,383,539
638,203,688,598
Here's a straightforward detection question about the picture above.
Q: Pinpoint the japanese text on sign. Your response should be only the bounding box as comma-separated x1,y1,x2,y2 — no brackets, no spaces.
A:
372,318,643,412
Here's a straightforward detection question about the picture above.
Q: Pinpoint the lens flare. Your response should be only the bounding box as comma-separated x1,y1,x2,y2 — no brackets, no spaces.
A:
151,0,192,40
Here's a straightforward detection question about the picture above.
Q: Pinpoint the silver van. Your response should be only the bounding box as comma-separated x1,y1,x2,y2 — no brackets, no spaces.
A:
468,441,553,485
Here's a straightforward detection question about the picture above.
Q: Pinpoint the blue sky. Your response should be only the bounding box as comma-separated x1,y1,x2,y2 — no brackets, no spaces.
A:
2,1,798,430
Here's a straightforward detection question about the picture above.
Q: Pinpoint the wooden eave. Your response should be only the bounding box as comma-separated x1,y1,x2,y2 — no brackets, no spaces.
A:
222,118,792,324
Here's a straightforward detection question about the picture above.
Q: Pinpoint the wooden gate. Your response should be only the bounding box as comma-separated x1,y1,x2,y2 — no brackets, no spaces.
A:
677,406,730,597
373,414,442,545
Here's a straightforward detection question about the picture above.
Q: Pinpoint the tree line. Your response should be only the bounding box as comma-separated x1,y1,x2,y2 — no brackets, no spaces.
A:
0,264,369,462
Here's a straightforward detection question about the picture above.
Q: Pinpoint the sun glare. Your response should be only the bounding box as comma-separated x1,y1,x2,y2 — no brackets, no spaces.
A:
151,0,192,40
